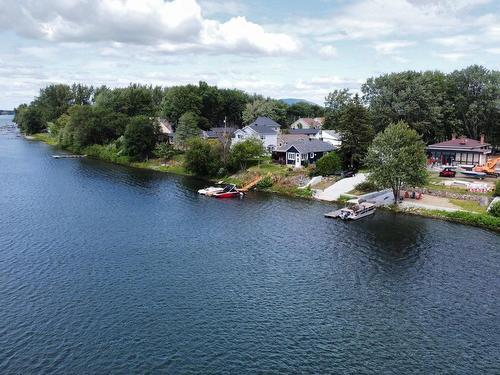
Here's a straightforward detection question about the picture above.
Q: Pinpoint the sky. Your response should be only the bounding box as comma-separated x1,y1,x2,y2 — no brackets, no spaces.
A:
0,0,499,109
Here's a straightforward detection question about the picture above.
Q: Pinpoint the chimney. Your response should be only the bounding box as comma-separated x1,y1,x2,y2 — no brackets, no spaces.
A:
480,134,485,144
451,132,456,140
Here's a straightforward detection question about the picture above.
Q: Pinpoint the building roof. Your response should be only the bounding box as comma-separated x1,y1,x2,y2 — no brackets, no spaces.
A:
321,130,341,138
287,128,320,135
276,140,335,154
293,117,325,128
202,127,236,138
428,137,491,152
249,116,281,128
158,118,174,134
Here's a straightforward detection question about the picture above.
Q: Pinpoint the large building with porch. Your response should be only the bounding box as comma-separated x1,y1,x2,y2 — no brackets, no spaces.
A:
427,135,492,166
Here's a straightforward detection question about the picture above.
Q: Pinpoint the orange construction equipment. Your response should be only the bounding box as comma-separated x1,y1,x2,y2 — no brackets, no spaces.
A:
238,176,263,192
474,157,500,176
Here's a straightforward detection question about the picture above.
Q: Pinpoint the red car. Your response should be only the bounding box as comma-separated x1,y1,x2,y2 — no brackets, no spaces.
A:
439,168,456,178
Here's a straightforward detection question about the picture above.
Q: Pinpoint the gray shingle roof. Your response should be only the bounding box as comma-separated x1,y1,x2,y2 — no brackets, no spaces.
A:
249,116,281,128
202,127,236,138
276,140,335,154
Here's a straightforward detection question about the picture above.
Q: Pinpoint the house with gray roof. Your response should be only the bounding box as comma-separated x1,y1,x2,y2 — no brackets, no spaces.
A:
232,116,281,152
272,140,335,168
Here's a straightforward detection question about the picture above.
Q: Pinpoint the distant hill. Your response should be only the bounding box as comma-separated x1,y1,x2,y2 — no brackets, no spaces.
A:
0,110,15,115
279,98,316,106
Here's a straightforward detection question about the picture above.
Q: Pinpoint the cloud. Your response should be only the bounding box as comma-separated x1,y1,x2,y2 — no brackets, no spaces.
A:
319,45,338,58
435,52,467,61
0,0,299,56
372,40,414,55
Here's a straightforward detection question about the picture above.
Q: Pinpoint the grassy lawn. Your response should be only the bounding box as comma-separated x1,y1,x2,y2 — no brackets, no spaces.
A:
32,133,58,146
449,199,488,213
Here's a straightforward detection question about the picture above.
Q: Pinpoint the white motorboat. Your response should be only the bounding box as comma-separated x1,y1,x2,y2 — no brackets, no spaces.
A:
338,199,376,220
325,199,376,220
197,186,224,196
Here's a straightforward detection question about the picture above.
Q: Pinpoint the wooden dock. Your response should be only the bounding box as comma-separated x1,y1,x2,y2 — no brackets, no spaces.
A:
52,154,87,159
324,209,343,218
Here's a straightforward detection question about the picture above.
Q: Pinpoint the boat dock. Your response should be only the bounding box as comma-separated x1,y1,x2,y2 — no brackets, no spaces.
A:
324,209,343,218
52,154,87,159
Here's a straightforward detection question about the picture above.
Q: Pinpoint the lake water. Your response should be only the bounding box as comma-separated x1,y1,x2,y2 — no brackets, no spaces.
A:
0,114,499,374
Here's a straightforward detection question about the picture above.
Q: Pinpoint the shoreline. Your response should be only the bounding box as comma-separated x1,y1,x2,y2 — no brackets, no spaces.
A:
28,133,500,232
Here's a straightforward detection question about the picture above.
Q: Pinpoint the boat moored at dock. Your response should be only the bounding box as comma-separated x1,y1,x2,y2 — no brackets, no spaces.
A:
325,199,376,220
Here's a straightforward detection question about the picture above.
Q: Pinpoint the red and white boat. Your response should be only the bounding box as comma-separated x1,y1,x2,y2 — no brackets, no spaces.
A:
212,184,244,199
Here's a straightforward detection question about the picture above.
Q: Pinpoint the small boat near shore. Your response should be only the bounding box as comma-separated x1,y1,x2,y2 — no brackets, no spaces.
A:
52,154,87,159
198,186,224,195
198,184,244,198
325,199,376,220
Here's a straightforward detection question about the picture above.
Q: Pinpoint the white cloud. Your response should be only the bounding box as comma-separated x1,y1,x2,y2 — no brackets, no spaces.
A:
0,0,299,56
372,40,414,55
319,45,338,58
435,52,467,61
431,34,476,49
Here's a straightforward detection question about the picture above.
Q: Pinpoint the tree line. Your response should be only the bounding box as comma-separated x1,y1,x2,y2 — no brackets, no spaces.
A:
13,65,498,170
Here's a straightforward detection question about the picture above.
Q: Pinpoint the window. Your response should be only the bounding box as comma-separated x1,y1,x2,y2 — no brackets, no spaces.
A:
287,152,295,161
260,136,265,140
237,134,243,139
310,152,314,158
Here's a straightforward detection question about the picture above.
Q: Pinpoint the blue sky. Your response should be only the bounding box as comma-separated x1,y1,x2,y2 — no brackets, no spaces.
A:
0,0,499,109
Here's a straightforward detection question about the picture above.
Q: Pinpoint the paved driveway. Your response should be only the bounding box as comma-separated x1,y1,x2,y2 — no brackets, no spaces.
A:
314,173,367,201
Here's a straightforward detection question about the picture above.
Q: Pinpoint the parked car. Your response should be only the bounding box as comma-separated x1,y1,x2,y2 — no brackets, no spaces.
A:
439,168,456,178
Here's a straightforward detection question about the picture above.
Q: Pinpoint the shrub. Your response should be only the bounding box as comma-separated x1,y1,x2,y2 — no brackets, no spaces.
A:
355,180,378,193
184,138,223,177
489,200,500,217
153,143,176,161
494,181,500,197
315,152,342,176
257,175,273,189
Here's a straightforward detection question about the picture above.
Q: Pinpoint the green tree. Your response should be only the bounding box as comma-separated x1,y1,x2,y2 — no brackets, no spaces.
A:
161,85,202,124
324,89,353,129
286,102,324,124
36,84,74,122
365,121,428,203
446,65,500,146
153,142,176,161
49,113,70,138
123,116,157,160
337,95,374,168
184,138,223,176
229,138,265,171
242,99,287,125
175,112,201,149
315,152,342,176
16,105,45,134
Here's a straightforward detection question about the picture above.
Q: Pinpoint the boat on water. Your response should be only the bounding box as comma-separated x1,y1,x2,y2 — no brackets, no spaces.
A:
198,186,224,196
325,198,376,220
212,184,244,199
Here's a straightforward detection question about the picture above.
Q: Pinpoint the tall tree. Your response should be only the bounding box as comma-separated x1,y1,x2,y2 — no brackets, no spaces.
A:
365,121,428,203
446,65,500,146
242,99,287,125
324,89,353,129
123,116,157,160
174,112,201,149
337,95,374,168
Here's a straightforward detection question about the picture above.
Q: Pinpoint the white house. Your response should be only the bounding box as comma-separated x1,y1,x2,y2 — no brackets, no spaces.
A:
314,130,341,148
232,116,280,152
290,117,325,129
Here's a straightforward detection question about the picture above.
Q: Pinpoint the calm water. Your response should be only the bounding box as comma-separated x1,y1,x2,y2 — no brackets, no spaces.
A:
0,114,499,374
